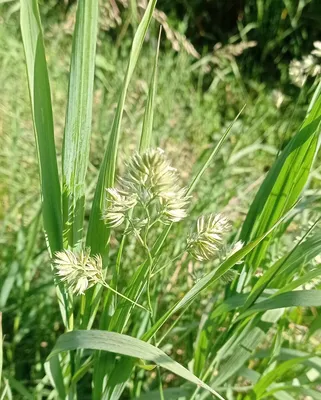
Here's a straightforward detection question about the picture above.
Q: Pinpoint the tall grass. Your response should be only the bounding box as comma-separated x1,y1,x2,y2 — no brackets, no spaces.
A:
1,0,320,398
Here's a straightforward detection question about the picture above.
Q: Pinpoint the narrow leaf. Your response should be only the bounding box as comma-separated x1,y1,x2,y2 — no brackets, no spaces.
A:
240,92,321,274
86,0,157,255
20,0,62,253
49,330,224,400
139,28,161,152
62,0,99,248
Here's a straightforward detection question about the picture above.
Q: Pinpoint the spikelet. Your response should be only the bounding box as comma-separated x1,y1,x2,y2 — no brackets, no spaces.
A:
187,214,230,261
53,250,103,295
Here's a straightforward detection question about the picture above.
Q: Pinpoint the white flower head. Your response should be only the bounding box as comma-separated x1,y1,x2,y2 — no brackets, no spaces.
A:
187,213,230,261
53,250,103,295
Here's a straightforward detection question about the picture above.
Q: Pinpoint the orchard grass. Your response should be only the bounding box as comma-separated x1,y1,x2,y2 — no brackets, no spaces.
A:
1,0,321,399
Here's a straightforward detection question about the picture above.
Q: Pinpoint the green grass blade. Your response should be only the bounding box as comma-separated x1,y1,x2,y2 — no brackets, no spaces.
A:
253,357,310,398
187,105,245,195
48,330,224,400
20,0,62,253
212,327,265,387
139,28,161,152
62,0,99,248
242,225,321,311
240,92,321,274
239,290,321,320
44,356,66,400
86,0,157,255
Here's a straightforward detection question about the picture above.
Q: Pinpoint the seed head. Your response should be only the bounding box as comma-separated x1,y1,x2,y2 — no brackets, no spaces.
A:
122,148,179,202
103,188,137,227
103,148,190,228
187,213,230,261
53,250,103,295
160,187,190,224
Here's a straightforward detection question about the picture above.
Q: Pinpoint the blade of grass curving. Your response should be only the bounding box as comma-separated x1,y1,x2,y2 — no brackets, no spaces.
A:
239,290,321,320
20,0,62,253
62,0,99,248
139,28,161,152
86,0,157,255
80,0,157,334
240,91,321,280
48,330,225,400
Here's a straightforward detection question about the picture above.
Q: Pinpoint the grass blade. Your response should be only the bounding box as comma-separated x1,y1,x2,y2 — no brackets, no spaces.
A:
48,330,224,400
239,290,321,319
86,0,158,255
139,28,161,152
240,92,321,278
62,0,99,248
20,0,62,253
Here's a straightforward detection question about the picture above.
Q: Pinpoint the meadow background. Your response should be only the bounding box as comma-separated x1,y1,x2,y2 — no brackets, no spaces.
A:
2,0,321,399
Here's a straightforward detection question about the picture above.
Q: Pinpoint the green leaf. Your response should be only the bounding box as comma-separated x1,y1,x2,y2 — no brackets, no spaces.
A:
139,28,161,152
253,357,310,398
86,0,158,255
62,0,99,248
44,356,66,400
212,327,265,387
239,290,321,320
240,91,321,279
242,225,321,311
48,330,224,400
20,0,62,253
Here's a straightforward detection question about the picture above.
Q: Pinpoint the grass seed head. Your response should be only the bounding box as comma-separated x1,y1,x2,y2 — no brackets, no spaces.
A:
187,213,230,261
53,250,103,295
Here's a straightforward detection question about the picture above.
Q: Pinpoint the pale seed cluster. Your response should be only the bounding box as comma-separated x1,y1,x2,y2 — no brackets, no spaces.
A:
54,250,103,295
187,213,230,261
103,148,190,228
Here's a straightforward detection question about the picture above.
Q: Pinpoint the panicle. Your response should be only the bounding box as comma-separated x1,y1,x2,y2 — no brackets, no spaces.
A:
103,148,190,228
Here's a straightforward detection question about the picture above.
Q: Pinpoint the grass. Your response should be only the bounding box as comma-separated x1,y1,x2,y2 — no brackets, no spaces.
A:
1,1,321,399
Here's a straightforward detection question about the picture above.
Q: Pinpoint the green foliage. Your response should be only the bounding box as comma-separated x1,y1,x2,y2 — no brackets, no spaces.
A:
1,0,321,399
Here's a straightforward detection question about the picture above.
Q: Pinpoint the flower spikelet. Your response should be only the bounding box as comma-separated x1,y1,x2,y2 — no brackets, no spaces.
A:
103,188,137,227
187,213,230,261
160,187,190,224
122,148,179,201
53,250,103,295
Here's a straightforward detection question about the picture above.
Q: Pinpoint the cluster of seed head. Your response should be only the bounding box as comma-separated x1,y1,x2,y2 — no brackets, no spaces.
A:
53,250,103,295
289,42,321,87
103,148,190,228
187,213,231,261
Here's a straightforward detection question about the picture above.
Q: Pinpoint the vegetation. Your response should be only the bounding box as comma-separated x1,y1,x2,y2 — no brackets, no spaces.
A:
1,0,321,399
